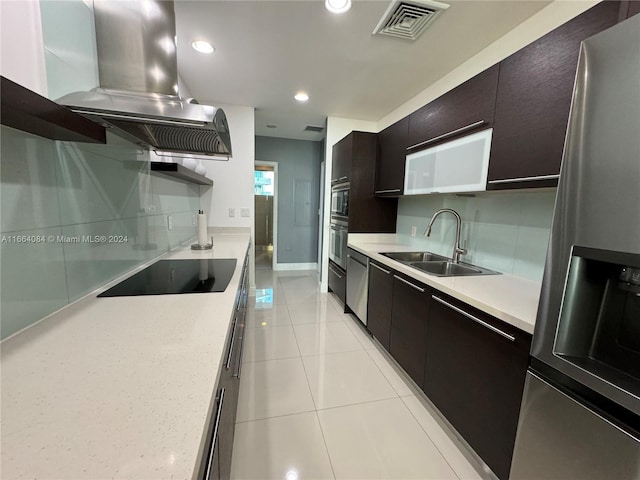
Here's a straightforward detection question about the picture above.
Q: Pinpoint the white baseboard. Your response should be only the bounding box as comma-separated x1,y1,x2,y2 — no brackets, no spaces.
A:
273,262,318,271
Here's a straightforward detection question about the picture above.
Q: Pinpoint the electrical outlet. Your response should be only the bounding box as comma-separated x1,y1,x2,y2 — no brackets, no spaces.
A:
241,208,250,217
411,226,417,237
167,214,173,231
228,208,235,218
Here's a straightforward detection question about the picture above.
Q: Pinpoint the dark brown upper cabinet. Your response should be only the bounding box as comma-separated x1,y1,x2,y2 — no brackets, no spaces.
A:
407,65,499,151
1,76,106,144
331,133,352,185
375,117,408,197
332,131,397,233
487,1,623,189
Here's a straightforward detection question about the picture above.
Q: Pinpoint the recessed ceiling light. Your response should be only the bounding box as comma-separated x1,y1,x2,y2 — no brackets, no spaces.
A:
294,92,309,102
266,124,277,129
325,0,351,14
191,40,214,54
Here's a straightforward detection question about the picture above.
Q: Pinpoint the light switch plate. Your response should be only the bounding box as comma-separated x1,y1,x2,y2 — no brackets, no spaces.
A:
167,214,173,231
228,208,235,217
241,208,250,217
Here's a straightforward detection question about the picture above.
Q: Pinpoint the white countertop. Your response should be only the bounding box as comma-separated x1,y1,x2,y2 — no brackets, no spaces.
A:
1,230,250,480
348,234,541,334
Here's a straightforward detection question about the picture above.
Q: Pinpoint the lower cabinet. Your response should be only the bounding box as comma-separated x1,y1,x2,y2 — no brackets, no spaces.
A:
423,294,532,480
389,273,431,387
198,250,249,480
367,261,394,350
328,260,347,306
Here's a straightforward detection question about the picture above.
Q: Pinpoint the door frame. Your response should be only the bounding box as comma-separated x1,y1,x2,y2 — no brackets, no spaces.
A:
254,160,278,268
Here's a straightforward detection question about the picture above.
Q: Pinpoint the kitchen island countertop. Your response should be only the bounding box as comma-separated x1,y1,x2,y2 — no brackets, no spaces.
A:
1,229,250,480
348,234,541,335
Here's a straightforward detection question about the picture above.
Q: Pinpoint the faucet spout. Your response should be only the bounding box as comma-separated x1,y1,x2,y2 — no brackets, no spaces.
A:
423,208,467,263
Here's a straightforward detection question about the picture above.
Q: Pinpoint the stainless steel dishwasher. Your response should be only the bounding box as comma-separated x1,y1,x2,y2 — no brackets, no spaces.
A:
346,248,369,326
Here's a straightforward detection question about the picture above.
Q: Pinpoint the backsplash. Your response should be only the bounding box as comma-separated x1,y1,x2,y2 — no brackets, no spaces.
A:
0,126,199,340
396,190,557,282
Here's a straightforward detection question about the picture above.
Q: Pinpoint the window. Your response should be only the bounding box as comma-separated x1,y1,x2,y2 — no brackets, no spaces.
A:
254,171,274,196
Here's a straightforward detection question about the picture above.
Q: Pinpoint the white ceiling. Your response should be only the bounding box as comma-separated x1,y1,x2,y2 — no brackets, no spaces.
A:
174,0,551,142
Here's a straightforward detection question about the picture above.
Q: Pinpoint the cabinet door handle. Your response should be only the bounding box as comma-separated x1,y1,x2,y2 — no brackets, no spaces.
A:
339,176,348,181
432,295,515,342
224,316,238,369
204,387,225,480
375,189,401,194
371,262,391,275
488,174,560,184
394,274,425,292
329,265,344,278
407,120,485,151
234,332,245,379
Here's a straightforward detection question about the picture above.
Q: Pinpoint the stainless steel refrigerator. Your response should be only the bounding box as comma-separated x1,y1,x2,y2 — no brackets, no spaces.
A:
510,14,640,479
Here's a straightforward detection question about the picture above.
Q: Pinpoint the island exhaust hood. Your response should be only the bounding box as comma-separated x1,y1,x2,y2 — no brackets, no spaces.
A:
57,0,231,158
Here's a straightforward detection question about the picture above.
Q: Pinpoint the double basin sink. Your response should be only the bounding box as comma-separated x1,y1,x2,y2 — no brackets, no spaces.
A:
381,251,500,277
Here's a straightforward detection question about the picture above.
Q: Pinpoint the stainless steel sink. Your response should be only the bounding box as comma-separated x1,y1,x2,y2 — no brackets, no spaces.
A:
381,251,449,263
409,261,484,276
380,251,500,277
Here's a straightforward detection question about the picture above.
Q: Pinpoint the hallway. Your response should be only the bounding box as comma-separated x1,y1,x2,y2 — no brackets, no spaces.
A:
230,267,491,479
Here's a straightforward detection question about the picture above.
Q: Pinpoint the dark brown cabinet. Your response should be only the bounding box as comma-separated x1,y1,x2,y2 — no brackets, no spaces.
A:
333,131,397,233
331,133,352,185
328,261,346,305
423,294,532,480
389,273,430,386
367,261,394,350
407,65,499,150
196,251,249,480
1,76,106,144
375,117,408,196
488,1,623,189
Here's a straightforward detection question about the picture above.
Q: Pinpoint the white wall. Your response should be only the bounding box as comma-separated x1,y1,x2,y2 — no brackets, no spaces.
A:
0,0,48,95
199,103,256,286
320,116,377,291
377,0,600,131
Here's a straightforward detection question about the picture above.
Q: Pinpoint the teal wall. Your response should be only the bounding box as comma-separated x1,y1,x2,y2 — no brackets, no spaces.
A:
0,128,199,340
396,190,556,281
255,136,323,264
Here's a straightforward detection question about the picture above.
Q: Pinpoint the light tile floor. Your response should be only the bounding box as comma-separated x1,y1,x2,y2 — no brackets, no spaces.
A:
231,269,494,480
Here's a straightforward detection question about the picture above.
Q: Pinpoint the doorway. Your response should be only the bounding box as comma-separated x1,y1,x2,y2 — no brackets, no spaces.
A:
254,162,277,270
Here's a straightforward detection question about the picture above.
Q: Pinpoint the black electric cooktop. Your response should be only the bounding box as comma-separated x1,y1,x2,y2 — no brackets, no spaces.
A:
98,259,237,297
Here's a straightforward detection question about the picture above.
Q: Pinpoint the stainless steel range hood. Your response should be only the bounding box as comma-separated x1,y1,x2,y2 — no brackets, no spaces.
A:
57,0,231,158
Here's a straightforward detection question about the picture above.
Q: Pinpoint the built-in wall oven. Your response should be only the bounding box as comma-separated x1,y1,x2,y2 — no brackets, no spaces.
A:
329,219,348,270
329,182,350,270
330,182,349,223
510,16,640,479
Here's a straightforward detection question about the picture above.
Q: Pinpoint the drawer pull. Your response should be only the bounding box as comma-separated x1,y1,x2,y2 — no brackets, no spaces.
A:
371,262,391,275
488,174,559,184
375,189,401,194
234,331,245,379
329,266,343,279
204,387,225,480
407,120,485,151
394,275,425,292
224,317,238,369
432,295,515,342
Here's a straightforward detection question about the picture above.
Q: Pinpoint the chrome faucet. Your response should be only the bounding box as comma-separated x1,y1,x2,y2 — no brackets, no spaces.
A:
424,208,467,263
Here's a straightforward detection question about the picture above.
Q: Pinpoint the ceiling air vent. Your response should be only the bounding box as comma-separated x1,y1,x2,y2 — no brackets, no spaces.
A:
372,0,449,41
304,125,325,133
